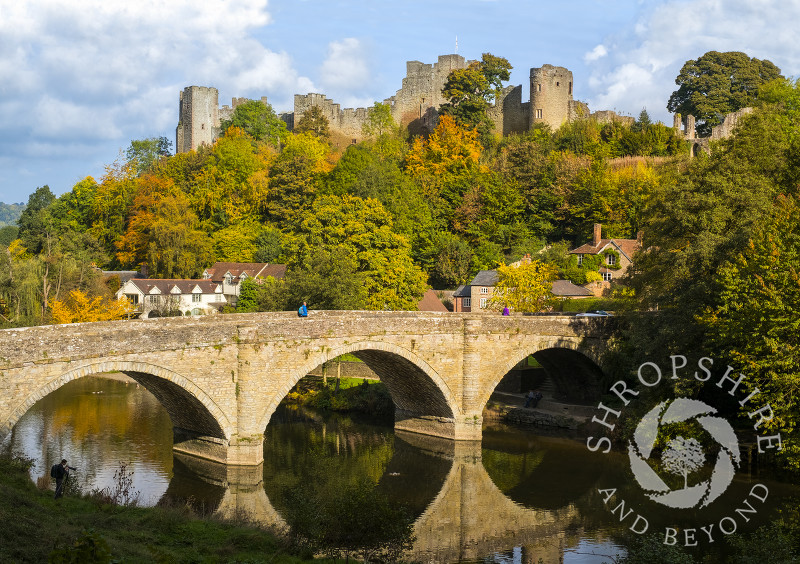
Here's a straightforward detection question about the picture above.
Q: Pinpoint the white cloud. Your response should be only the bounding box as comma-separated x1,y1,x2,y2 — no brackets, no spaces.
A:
319,38,371,94
584,44,608,63
584,0,800,123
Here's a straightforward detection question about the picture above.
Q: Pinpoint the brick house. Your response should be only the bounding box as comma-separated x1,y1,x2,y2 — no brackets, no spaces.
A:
569,223,641,294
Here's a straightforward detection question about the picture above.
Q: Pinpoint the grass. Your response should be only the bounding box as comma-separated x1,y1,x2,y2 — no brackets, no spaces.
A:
0,454,312,563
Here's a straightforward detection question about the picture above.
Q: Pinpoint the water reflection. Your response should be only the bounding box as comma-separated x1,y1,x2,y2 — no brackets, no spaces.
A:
8,374,798,563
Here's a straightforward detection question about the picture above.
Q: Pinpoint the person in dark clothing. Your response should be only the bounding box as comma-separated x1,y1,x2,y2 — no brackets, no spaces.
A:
53,459,75,499
524,390,543,408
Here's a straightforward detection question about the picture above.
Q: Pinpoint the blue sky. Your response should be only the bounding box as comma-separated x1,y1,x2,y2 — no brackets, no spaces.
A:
1,0,799,204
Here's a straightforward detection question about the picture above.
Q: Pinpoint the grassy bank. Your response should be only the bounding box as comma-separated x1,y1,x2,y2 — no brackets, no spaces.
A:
0,454,310,563
285,378,394,421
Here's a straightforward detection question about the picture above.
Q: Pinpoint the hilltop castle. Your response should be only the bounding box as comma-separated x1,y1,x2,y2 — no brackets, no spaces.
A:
176,54,636,153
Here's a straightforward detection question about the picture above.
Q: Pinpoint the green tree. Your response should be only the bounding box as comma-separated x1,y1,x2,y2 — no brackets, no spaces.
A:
667,51,783,136
294,106,330,140
439,53,512,142
285,246,368,310
362,102,397,138
220,99,288,147
17,185,56,254
125,137,172,175
295,195,427,310
700,195,800,468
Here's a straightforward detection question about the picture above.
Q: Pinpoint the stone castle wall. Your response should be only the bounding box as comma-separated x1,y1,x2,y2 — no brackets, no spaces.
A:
176,55,638,152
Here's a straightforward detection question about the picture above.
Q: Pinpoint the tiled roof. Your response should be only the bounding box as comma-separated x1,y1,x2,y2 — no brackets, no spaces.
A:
417,289,449,312
453,285,470,298
127,279,221,295
551,279,593,297
569,239,640,261
470,270,499,287
204,262,287,282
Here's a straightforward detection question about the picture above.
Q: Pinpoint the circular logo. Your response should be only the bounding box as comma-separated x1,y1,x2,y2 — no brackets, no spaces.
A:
628,398,741,509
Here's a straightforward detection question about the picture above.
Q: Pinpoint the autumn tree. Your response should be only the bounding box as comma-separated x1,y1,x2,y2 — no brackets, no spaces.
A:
50,289,135,324
489,260,558,313
667,51,782,136
294,106,331,140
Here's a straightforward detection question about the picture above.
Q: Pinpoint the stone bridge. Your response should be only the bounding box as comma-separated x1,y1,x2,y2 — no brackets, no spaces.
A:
0,311,610,466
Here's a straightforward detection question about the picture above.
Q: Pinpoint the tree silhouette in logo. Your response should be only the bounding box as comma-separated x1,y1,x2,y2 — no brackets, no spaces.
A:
662,436,705,489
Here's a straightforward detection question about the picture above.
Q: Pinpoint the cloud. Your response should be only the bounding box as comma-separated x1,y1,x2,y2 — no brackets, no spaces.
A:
583,0,800,123
584,45,608,63
318,38,375,107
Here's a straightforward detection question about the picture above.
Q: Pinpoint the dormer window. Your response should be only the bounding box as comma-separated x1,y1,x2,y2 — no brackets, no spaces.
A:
225,274,233,284
606,254,616,266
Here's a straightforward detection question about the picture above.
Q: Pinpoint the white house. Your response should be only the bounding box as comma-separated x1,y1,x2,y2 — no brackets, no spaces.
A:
116,279,226,318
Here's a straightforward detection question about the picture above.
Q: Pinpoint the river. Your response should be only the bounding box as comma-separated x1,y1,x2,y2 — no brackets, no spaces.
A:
4,374,798,563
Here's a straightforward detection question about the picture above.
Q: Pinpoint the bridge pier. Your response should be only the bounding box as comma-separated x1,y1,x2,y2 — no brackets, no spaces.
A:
173,428,265,466
394,410,483,441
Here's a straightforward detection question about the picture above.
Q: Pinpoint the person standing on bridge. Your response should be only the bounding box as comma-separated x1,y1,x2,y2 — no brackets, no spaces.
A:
298,302,308,317
502,306,510,316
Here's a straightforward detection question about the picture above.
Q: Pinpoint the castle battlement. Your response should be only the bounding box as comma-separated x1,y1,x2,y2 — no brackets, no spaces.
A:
176,55,635,152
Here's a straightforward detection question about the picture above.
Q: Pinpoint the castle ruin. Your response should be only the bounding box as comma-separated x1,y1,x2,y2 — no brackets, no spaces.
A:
176,54,636,153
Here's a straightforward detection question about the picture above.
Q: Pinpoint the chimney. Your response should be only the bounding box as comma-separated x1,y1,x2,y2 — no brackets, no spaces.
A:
139,264,149,279
593,223,602,247
636,230,644,244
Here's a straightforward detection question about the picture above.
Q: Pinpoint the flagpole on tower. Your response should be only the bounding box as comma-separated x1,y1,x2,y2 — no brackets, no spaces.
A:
455,36,458,54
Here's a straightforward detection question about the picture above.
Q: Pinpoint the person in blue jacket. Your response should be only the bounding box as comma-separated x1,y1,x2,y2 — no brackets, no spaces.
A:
298,302,308,317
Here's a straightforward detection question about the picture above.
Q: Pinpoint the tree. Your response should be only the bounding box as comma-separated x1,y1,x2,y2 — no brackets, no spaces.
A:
439,53,512,142
362,102,397,138
295,195,427,310
700,195,800,468
661,436,705,489
220,99,288,147
50,289,135,324
285,246,368,310
489,260,558,313
294,106,330,140
17,185,56,254
125,137,173,175
667,51,782,136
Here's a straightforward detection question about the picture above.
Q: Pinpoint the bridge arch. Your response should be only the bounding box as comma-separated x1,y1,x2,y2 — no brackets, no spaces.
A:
8,360,232,442
256,340,459,434
476,337,606,410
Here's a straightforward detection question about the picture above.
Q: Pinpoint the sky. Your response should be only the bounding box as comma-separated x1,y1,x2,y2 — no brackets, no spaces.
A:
1,0,799,204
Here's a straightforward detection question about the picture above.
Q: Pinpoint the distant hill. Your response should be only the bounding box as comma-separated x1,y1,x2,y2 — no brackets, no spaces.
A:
0,202,25,227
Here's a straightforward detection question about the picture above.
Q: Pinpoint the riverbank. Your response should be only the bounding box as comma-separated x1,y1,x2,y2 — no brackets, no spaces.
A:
285,377,394,421
0,454,310,563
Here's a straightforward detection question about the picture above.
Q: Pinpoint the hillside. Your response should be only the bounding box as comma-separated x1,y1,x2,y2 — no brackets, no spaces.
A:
0,202,24,227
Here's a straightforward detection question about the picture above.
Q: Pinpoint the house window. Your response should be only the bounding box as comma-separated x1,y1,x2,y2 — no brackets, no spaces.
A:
125,294,139,305
148,295,160,305
577,254,583,266
480,298,488,309
463,298,471,308
603,272,613,282
480,287,488,294
536,109,543,119
606,254,616,266
192,293,201,303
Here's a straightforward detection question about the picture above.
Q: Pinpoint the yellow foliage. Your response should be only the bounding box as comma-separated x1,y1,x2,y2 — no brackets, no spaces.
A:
489,260,559,313
282,132,334,173
7,239,29,260
50,290,135,324
405,115,485,177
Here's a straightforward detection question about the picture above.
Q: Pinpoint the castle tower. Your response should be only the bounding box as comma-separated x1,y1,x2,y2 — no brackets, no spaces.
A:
529,65,574,130
176,86,220,153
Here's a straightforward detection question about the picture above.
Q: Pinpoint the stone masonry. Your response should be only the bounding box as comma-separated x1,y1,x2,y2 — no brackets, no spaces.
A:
0,311,609,466
176,54,636,152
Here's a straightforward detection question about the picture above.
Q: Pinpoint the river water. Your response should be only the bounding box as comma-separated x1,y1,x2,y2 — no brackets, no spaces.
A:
4,374,798,563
